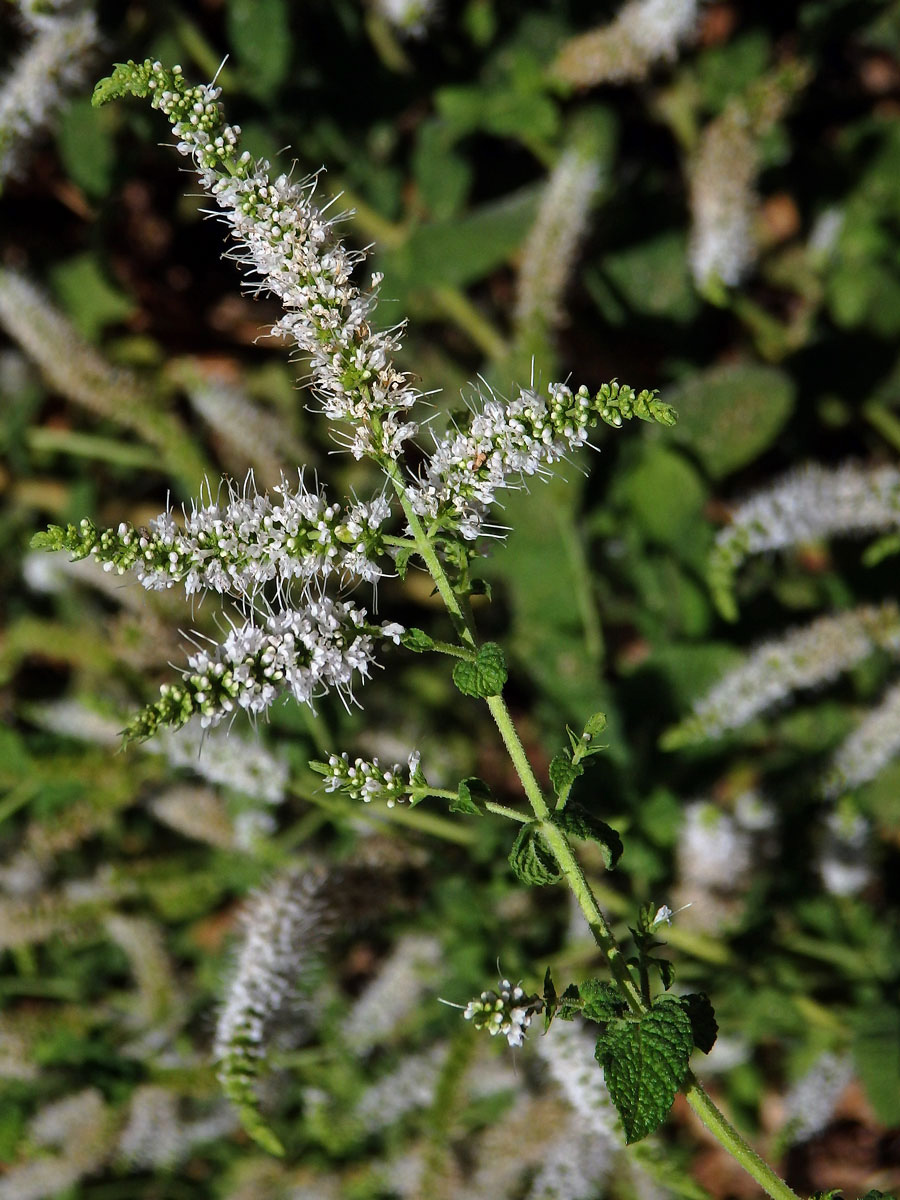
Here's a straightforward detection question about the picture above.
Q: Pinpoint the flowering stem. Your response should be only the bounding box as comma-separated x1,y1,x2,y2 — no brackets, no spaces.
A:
388,453,798,1199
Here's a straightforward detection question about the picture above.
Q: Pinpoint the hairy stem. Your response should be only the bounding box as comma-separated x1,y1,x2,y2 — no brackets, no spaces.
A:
683,1073,801,1200
388,460,799,1200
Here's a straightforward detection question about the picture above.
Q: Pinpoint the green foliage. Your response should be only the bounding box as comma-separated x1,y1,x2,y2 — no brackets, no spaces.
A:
553,803,623,870
452,776,490,815
508,821,561,886
595,996,694,1143
666,364,795,479
452,642,508,698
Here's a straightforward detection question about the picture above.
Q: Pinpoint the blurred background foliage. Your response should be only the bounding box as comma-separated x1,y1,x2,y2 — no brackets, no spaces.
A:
1,0,900,1196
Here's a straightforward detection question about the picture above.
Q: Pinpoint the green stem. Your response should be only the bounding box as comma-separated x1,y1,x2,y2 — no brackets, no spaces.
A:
430,284,509,361
486,692,644,1014
388,448,799,1200
683,1073,800,1200
484,800,529,823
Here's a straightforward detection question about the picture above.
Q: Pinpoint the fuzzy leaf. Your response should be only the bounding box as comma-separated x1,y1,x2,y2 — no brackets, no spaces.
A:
452,642,507,698
595,996,693,1143
549,751,583,798
452,777,490,816
680,993,718,1054
393,546,415,579
508,822,561,886
401,628,436,653
553,805,623,869
580,979,627,1023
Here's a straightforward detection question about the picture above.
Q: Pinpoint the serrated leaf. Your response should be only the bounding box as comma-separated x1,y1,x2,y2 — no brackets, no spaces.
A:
553,805,623,870
452,642,507,698
558,983,582,1019
451,777,489,816
549,751,583,798
394,546,414,579
580,979,626,1023
679,993,718,1054
508,822,561,887
595,996,693,1143
652,958,676,991
401,628,436,653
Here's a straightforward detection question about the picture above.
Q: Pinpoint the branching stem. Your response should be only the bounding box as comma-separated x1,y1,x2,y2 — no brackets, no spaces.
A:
387,460,801,1200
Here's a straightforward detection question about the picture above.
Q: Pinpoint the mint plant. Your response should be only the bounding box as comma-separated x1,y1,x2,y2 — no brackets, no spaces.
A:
23,57,894,1200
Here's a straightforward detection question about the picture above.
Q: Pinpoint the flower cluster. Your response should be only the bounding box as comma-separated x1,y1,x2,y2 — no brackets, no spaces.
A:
662,603,900,747
122,601,404,743
515,144,601,344
0,2,98,189
463,979,543,1048
408,379,676,540
94,60,419,461
709,462,900,619
36,473,392,602
311,749,425,807
551,0,699,87
374,0,439,39
824,679,900,799
214,867,335,1146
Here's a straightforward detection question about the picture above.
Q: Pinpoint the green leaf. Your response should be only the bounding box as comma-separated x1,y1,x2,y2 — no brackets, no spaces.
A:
853,1003,900,1124
452,777,490,816
227,0,291,97
679,993,718,1054
616,445,708,548
810,1192,844,1200
595,996,693,1143
665,363,795,480
508,822,561,886
553,805,623,870
401,628,436,653
57,98,114,198
452,642,507,698
383,186,539,293
549,750,583,798
580,979,627,1023
50,255,135,341
558,984,582,1020
394,546,414,579
237,1104,285,1156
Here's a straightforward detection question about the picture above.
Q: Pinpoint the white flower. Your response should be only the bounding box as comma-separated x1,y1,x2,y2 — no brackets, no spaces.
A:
156,720,288,805
374,0,439,38
215,867,333,1112
463,978,541,1048
817,809,872,897
408,379,642,540
552,0,699,86
710,462,900,615
666,603,900,744
124,597,402,742
782,1052,853,1143
46,473,392,604
0,7,98,186
136,62,419,458
515,145,601,340
824,677,900,798
316,748,424,807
